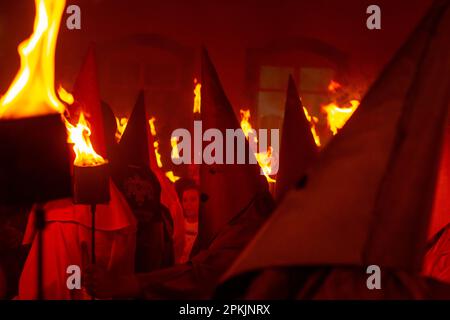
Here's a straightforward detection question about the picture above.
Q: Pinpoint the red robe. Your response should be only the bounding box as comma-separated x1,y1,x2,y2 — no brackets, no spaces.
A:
18,181,136,300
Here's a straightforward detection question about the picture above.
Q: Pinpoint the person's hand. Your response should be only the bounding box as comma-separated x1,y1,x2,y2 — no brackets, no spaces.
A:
83,264,111,299
81,242,140,299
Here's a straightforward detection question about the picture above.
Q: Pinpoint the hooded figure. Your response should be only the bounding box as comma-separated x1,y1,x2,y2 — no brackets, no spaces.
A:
217,0,450,299
18,47,136,300
70,45,107,159
84,50,277,299
423,115,450,283
275,76,319,202
196,49,269,251
111,91,174,272
146,114,185,264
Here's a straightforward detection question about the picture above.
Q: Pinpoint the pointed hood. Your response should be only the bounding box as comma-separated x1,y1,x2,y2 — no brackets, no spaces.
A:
222,0,450,281
198,49,269,249
100,101,118,161
275,76,319,202
72,45,106,158
117,91,150,167
428,116,450,239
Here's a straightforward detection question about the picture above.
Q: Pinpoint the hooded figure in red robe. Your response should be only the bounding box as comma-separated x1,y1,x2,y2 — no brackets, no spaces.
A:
275,75,319,203
17,47,137,300
217,0,450,299
145,110,185,264
111,91,174,272
84,49,320,299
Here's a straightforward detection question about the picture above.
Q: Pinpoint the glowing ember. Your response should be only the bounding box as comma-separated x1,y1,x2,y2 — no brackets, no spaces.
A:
322,99,360,135
239,109,276,183
65,112,107,167
0,0,66,119
115,116,128,142
57,85,74,105
302,106,322,147
193,78,202,114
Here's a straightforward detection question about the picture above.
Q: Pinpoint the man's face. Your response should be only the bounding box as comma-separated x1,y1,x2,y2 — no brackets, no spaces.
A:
182,189,199,220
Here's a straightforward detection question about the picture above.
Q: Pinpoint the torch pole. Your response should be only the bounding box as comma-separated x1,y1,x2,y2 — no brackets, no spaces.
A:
91,204,96,300
73,163,110,300
35,203,45,300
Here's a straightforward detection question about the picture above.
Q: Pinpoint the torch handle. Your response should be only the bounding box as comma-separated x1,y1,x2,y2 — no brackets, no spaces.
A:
90,204,96,300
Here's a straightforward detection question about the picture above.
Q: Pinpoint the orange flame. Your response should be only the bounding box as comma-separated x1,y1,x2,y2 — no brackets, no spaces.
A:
165,171,180,183
322,100,360,135
171,136,180,160
193,78,202,114
58,85,74,105
322,80,361,135
148,117,157,137
239,109,258,144
302,106,322,147
115,117,128,142
0,0,66,119
65,112,107,167
239,109,276,183
149,117,181,182
255,147,277,184
149,117,163,168
328,80,341,93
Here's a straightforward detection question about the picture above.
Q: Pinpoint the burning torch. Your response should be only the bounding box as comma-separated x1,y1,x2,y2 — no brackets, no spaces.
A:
67,112,110,294
0,0,71,300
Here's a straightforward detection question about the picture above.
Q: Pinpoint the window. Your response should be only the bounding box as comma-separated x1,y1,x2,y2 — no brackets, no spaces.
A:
257,65,335,132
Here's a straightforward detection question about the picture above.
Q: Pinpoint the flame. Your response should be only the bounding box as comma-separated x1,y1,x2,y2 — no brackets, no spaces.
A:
171,136,180,160
193,78,202,114
322,99,360,135
65,112,107,167
165,171,180,183
0,0,66,119
57,85,74,105
148,117,163,168
153,140,163,168
148,117,157,137
239,109,276,183
255,147,277,183
328,80,341,93
302,106,322,147
239,109,258,143
115,116,128,142
149,117,181,182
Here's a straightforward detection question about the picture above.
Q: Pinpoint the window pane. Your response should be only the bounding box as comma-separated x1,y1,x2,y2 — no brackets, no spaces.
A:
299,67,334,92
258,91,285,119
259,66,294,90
